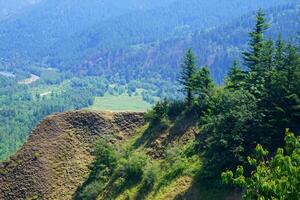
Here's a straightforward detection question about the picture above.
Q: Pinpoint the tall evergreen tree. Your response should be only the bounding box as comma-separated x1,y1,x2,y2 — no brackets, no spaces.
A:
243,9,270,98
260,40,274,72
225,61,246,90
243,9,270,71
274,35,285,70
191,66,213,98
179,48,197,107
191,66,214,113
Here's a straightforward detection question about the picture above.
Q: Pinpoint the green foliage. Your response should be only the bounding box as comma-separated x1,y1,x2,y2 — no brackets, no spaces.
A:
74,139,119,200
222,130,300,200
76,140,149,200
198,89,260,180
225,61,246,90
179,48,197,107
93,139,118,169
120,152,148,181
196,9,300,183
145,101,169,127
191,66,214,100
243,9,270,71
166,100,186,120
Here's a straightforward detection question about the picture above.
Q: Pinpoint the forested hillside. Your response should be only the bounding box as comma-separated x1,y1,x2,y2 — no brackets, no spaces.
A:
0,0,297,78
0,0,177,59
67,3,300,84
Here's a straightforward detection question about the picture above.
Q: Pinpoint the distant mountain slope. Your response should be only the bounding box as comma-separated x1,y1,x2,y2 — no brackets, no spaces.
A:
67,3,300,83
0,111,145,200
0,0,176,58
0,0,295,63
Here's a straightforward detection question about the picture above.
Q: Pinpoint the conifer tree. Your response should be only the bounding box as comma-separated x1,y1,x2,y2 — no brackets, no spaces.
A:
243,9,270,97
191,66,213,98
274,35,285,70
179,48,197,107
260,40,274,72
226,61,246,90
243,9,270,71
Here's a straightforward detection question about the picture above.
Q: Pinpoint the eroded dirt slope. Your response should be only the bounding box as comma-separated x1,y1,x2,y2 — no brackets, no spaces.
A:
0,110,145,200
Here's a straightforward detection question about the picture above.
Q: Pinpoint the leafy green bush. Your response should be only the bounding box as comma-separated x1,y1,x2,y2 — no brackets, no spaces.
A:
142,164,159,190
167,100,185,120
222,130,300,199
74,139,118,200
93,139,118,169
145,101,169,127
197,89,260,180
122,152,148,181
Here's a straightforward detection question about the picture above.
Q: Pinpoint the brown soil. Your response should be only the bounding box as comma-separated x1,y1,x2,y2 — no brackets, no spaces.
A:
0,110,145,200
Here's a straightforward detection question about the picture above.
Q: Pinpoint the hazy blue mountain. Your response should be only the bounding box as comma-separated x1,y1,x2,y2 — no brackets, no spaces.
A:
0,0,176,58
0,0,298,82
67,3,300,84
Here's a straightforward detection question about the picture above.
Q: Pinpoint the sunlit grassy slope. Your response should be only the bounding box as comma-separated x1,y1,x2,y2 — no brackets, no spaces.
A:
76,112,238,200
89,94,152,112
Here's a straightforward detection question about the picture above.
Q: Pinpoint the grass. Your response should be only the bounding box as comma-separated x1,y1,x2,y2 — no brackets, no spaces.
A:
89,94,152,112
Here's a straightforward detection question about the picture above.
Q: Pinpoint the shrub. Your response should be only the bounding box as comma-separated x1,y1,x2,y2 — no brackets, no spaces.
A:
167,100,185,119
124,152,148,181
142,164,159,190
145,101,169,127
93,139,118,169
222,130,300,199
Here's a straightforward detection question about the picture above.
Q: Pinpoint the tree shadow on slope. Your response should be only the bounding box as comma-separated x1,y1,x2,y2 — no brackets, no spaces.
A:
166,112,198,143
107,175,142,200
133,111,198,158
73,169,107,200
132,123,167,150
173,175,241,200
134,182,153,200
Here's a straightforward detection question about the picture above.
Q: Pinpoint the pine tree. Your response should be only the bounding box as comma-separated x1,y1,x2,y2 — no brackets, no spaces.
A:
225,61,246,90
260,40,274,73
243,9,270,71
243,9,270,98
179,48,197,107
284,44,299,91
191,66,213,97
274,35,285,70
262,43,300,148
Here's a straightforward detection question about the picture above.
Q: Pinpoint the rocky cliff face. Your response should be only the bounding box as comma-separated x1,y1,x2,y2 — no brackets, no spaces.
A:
0,111,145,200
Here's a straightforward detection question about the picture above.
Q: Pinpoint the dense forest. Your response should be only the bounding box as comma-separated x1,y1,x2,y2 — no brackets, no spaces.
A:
73,10,300,199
